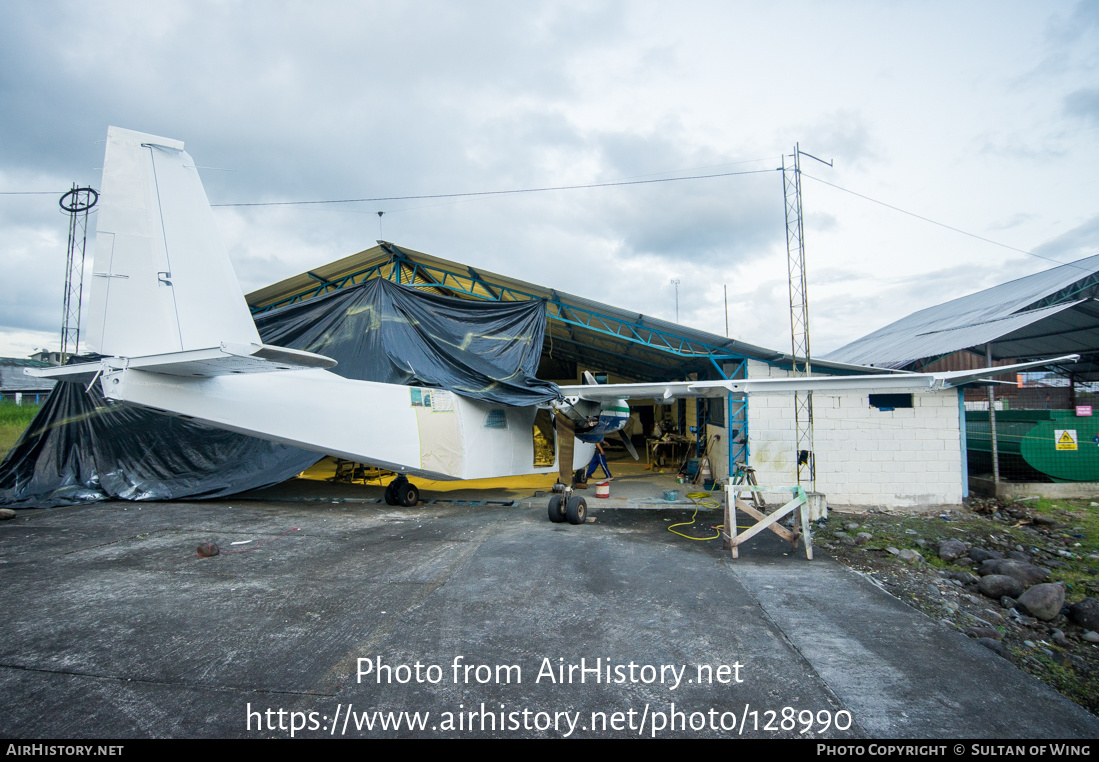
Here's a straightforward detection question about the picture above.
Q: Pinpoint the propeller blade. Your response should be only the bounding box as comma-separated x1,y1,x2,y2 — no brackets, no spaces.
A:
555,410,577,484
617,430,639,460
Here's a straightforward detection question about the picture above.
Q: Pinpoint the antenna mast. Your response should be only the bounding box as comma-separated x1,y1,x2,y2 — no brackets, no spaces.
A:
782,144,830,489
59,184,98,360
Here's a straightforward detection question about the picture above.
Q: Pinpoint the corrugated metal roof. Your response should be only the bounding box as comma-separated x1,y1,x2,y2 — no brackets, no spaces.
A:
0,359,55,393
824,254,1099,370
246,242,883,381
0,358,51,368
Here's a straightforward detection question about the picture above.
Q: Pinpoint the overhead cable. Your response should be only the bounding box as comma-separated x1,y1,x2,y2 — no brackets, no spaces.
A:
210,168,780,208
802,172,1094,273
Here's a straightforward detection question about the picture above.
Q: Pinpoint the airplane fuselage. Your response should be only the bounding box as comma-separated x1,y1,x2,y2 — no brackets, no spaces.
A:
102,365,595,481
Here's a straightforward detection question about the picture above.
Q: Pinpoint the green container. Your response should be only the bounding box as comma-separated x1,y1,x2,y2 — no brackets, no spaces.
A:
967,410,1099,482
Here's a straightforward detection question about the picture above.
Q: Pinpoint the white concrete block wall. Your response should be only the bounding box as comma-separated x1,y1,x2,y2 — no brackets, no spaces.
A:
743,361,963,509
706,424,729,481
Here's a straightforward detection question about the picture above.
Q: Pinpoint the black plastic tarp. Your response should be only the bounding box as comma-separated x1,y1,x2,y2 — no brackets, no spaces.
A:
0,278,558,508
255,276,557,405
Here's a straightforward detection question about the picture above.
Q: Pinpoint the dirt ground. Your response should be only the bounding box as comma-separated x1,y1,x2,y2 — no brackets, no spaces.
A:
816,495,1099,715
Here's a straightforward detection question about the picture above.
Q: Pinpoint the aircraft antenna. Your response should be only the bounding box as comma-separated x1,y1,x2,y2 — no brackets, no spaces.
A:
58,184,98,360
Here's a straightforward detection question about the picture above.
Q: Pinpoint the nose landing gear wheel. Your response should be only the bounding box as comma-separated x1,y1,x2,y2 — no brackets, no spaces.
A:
548,494,566,523
565,495,587,524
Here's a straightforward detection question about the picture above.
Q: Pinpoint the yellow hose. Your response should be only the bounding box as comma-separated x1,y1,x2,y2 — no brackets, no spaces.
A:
667,489,723,541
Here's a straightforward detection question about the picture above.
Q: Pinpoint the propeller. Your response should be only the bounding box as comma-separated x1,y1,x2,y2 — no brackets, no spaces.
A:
616,430,639,460
583,370,637,460
554,409,577,485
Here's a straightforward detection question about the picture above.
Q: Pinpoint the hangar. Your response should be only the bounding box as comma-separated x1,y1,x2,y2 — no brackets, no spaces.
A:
245,241,973,510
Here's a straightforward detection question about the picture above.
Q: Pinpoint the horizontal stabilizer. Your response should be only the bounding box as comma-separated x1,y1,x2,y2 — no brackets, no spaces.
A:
27,343,336,381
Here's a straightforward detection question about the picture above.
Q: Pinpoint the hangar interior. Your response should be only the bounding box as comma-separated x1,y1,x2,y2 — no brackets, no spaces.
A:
247,241,767,484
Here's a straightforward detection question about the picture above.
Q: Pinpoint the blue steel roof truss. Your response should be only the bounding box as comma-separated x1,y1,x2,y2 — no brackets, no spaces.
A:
249,248,748,379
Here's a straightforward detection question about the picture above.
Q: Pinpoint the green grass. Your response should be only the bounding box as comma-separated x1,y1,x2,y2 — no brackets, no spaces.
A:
0,401,41,459
1031,651,1099,714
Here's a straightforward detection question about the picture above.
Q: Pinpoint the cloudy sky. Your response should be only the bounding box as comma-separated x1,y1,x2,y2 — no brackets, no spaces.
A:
2,1,1097,364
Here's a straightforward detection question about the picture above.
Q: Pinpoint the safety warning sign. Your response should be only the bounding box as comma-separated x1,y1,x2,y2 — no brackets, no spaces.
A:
1055,429,1078,451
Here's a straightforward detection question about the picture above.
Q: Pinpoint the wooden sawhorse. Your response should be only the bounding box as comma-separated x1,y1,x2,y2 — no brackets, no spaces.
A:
722,482,813,560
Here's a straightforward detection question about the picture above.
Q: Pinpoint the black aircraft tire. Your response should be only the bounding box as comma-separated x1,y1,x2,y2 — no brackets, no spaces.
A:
566,495,587,525
548,494,566,523
384,484,399,506
398,482,420,507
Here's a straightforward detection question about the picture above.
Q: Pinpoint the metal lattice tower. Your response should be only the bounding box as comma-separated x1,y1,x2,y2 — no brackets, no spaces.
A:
59,185,98,359
782,144,822,489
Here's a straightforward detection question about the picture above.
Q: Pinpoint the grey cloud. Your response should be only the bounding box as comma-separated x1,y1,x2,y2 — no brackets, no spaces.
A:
813,267,867,287
1065,87,1099,125
0,1,625,202
973,131,1067,161
0,190,76,334
1046,0,1099,46
804,211,838,233
988,212,1037,232
1031,214,1099,262
795,111,879,169
811,260,1040,355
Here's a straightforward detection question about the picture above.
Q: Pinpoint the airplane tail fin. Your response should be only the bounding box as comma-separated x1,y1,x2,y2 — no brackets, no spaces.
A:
84,126,262,358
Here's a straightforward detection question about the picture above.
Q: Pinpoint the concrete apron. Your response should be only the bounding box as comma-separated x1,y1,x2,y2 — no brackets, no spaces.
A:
1,497,1096,739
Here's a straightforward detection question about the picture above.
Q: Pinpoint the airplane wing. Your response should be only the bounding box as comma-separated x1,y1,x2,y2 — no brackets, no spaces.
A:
557,355,1080,402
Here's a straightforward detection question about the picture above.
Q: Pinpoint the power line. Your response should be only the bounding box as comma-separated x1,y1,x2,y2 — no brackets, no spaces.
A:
801,172,1094,272
210,167,780,208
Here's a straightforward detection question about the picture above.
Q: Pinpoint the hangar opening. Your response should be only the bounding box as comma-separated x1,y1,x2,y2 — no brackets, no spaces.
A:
244,241,956,510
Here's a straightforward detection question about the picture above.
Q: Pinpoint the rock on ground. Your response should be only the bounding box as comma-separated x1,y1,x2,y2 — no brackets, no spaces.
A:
969,548,1003,563
977,638,1011,658
1016,583,1066,622
978,574,1025,600
938,539,968,562
1069,597,1099,631
944,570,980,585
978,559,1050,587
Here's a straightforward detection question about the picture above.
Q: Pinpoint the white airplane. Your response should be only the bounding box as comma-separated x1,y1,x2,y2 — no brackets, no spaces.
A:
31,128,1078,524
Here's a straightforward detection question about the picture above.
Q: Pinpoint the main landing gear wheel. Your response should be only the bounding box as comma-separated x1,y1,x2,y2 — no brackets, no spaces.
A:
385,476,419,507
566,495,587,525
396,481,419,507
548,494,566,523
